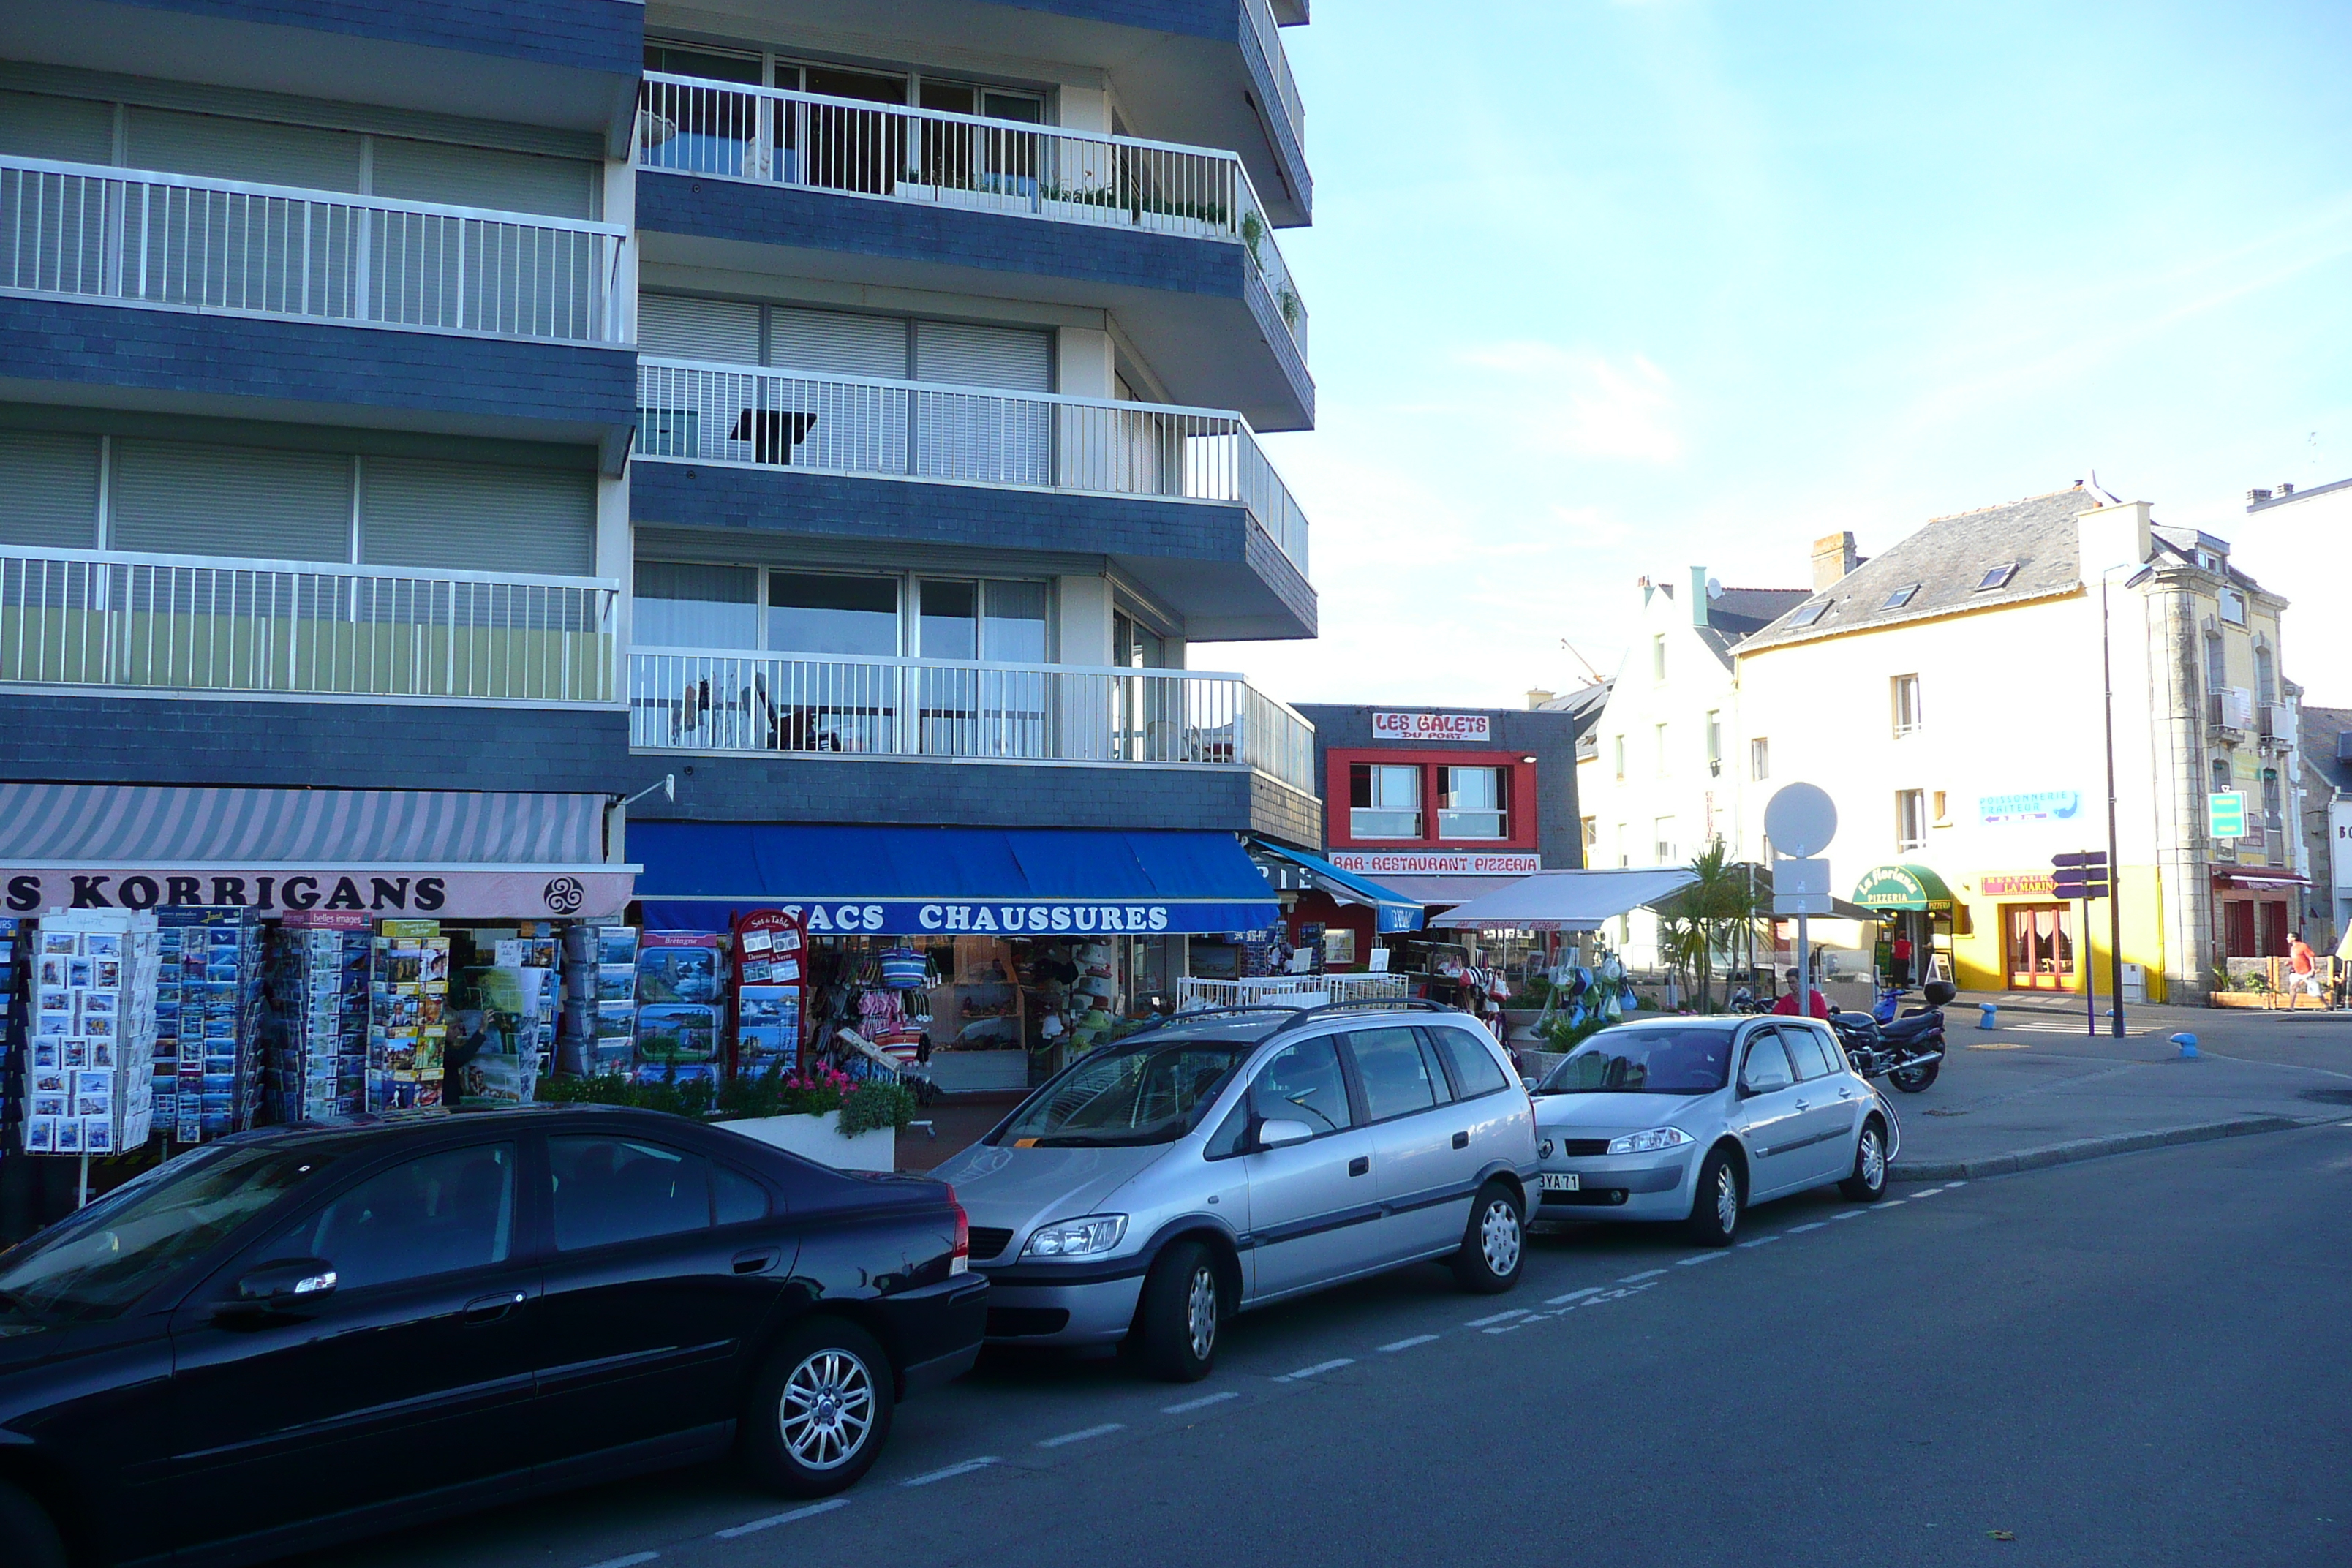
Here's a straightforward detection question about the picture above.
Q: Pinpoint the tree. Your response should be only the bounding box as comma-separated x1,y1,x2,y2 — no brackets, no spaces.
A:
1670,840,1758,1013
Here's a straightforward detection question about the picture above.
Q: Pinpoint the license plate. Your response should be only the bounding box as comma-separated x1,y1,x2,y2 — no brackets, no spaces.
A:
1540,1172,1580,1192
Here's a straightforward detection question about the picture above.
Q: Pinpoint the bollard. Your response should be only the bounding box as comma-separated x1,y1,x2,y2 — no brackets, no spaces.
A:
2170,1032,2198,1060
1977,1002,1999,1030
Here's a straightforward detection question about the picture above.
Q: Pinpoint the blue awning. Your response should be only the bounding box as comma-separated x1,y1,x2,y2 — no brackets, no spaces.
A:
1248,840,1425,932
633,823,1280,936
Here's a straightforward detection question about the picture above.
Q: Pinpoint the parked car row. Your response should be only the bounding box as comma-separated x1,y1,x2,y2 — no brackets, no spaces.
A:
0,1000,1899,1567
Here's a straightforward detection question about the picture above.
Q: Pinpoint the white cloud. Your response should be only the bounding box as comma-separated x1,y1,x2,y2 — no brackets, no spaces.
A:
1452,344,1684,464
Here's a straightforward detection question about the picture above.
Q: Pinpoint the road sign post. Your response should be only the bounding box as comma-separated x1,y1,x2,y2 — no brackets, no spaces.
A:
2052,853,2112,1035
1765,785,1838,1017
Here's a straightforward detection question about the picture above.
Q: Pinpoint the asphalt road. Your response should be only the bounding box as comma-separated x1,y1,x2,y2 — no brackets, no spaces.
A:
293,1122,2352,1568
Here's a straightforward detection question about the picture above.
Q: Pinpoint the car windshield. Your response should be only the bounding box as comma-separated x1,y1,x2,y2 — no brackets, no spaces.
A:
995,1037,1254,1147
0,1144,328,1324
1539,1025,1735,1096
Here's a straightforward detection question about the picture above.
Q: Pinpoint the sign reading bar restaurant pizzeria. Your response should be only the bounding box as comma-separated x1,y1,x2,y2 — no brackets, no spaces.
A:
1327,851,1539,877
1371,712,1493,742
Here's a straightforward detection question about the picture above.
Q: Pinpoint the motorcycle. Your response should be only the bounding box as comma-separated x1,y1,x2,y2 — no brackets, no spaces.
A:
1830,980,1952,1093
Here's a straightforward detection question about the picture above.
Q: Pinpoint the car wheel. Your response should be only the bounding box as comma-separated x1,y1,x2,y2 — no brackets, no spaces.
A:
0,1478,66,1568
1888,1059,1940,1093
740,1319,895,1496
1451,1182,1526,1294
1134,1239,1221,1383
1839,1117,1890,1201
1685,1146,1741,1247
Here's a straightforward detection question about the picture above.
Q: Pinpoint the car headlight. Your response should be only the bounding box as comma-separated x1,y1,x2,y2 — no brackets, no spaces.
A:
1019,1214,1129,1259
1607,1126,1693,1156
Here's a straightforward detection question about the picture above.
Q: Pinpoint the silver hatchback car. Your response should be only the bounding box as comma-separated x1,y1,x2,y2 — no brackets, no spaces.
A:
933,1000,1539,1381
1528,1014,1899,1245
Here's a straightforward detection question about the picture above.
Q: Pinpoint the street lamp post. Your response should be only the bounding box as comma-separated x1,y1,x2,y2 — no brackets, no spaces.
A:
2100,563,2155,1036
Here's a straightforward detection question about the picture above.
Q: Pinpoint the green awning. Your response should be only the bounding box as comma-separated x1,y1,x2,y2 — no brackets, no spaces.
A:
1851,863,1956,912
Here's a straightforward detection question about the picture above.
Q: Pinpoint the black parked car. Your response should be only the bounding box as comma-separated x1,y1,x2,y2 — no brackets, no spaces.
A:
0,1104,985,1568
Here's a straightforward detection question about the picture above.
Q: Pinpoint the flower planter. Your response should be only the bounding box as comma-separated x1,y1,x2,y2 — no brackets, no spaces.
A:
716,1110,897,1171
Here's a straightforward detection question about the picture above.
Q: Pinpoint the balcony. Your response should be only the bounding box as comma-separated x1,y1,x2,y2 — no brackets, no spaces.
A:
0,547,617,705
636,358,1306,576
633,76,1311,431
630,648,1314,795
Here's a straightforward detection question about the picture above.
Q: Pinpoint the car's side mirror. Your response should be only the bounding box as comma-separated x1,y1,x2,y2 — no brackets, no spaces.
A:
1739,1068,1793,1097
1520,1076,1539,1093
218,1258,337,1319
1255,1118,1313,1150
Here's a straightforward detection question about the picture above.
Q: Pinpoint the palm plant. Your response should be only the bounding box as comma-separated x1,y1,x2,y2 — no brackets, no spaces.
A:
1676,840,1760,1014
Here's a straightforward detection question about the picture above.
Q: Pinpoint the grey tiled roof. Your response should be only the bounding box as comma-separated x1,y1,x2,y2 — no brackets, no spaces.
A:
2304,705,2352,793
1739,489,2094,654
1697,587,1813,666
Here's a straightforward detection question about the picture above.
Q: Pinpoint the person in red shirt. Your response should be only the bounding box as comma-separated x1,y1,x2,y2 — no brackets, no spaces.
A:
1891,932,1914,987
1771,967,1831,1019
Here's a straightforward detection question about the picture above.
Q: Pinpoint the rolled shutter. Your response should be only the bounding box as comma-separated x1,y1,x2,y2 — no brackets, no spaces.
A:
639,293,761,362
369,136,598,219
0,91,113,164
913,321,1052,391
0,432,100,548
122,107,363,192
361,458,595,576
766,306,907,380
109,441,352,561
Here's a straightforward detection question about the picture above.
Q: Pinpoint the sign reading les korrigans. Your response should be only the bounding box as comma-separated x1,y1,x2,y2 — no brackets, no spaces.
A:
1371,712,1492,742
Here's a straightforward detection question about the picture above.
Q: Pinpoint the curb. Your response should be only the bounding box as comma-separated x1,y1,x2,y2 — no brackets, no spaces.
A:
1888,1114,2321,1181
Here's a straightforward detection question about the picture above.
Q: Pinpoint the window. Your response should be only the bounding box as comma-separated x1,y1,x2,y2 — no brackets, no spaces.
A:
1429,1028,1509,1098
1438,766,1508,840
1581,816,1598,855
1349,764,1424,838
1345,1028,1438,1122
1881,583,1921,611
1615,823,1628,869
1654,816,1678,865
1892,674,1923,735
1654,723,1669,774
2255,644,2276,706
1750,737,1770,781
2209,757,2230,799
769,573,900,655
2220,589,2247,627
1538,1025,1735,1094
1781,1025,1835,1080
636,562,760,649
1977,562,2018,591
1613,734,1626,780
1652,635,1667,682
1932,790,1950,826
918,578,1049,660
549,1137,712,1251
1896,789,1928,850
1787,600,1831,628
1739,1032,1795,1090
266,1145,515,1292
1248,1039,1352,1135
1705,711,1722,774
2204,633,2227,704
1001,1039,1251,1147
715,1166,770,1225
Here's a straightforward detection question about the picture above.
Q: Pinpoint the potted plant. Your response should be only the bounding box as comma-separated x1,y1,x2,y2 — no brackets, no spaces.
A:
538,1063,917,1171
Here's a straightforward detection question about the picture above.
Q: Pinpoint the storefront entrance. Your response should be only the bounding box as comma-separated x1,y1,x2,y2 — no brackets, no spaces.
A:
2004,903,2075,990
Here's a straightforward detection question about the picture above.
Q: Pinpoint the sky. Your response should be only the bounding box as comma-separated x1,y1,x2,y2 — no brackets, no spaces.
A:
1195,0,2352,710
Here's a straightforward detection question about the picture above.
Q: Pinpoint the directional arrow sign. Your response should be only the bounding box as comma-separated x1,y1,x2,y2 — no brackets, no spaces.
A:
2051,851,2109,870
2053,874,2110,900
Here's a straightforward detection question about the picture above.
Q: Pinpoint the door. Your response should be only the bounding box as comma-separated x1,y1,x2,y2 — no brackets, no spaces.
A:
533,1131,791,1466
1776,1022,1864,1186
1343,1025,1466,1259
1237,1036,1383,1300
2005,904,2074,990
1727,1030,1813,1200
167,1141,540,1549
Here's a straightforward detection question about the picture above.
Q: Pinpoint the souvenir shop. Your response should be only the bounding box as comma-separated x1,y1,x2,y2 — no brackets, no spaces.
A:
627,822,1281,1090
0,784,636,1236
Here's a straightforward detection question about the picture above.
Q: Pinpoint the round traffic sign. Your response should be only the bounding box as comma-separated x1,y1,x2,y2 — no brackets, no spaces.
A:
1764,783,1838,857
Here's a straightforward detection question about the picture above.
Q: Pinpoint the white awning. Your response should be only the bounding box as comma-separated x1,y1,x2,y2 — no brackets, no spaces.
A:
1374,873,1529,908
1430,867,1700,931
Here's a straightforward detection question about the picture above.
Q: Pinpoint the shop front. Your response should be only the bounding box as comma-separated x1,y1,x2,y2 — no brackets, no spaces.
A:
1850,863,1961,989
630,823,1278,1090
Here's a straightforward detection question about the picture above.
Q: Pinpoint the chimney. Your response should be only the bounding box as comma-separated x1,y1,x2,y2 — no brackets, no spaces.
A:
2077,499,2152,581
1526,688,1556,711
1689,566,1710,628
1811,532,1858,590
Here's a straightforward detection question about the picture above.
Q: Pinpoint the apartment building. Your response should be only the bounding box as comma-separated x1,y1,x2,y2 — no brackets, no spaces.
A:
0,4,1322,1035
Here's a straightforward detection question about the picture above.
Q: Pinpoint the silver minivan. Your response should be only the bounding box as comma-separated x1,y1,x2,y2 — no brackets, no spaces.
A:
933,1001,1539,1381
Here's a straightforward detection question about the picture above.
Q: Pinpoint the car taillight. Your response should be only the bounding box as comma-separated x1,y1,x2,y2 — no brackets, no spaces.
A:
947,1185,970,1275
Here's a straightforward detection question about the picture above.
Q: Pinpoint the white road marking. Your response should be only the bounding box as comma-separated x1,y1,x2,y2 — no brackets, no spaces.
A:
901,1458,999,1488
1878,1199,1907,1207
1038,1422,1125,1449
1787,1221,1829,1233
1275,1357,1356,1382
1736,1235,1781,1248
1547,1287,1604,1305
1910,1187,1945,1196
1830,1210,1863,1221
1677,1251,1727,1265
1466,1308,1531,1327
1162,1390,1240,1414
1618,1269,1668,1283
1379,1333,1441,1353
582,1554,658,1568
1942,1180,1968,1188
715,1499,849,1539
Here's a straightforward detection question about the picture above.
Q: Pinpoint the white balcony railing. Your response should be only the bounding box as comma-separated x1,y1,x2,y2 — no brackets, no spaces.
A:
632,648,1316,793
636,75,1308,363
636,358,1309,576
1241,0,1305,153
1,547,618,703
0,155,630,345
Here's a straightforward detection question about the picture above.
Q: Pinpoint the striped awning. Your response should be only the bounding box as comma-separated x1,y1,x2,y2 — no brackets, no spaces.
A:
0,785,631,920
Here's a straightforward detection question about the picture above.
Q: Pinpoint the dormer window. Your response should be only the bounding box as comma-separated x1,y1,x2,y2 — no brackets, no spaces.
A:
1976,563,2017,590
1881,583,1921,610
1788,600,1830,627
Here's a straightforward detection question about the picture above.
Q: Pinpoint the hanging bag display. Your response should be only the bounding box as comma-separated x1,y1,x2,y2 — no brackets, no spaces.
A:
878,948,928,989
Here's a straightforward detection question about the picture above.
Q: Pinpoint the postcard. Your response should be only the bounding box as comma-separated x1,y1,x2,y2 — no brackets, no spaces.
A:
83,932,121,958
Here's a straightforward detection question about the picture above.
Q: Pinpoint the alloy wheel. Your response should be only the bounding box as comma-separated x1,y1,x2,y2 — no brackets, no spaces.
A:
778,1348,875,1471
1714,1164,1739,1234
1860,1127,1885,1188
1480,1197,1522,1276
1186,1264,1218,1361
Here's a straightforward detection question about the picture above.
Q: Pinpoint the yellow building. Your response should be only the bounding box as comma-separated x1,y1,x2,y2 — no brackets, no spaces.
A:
1730,488,2310,1003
